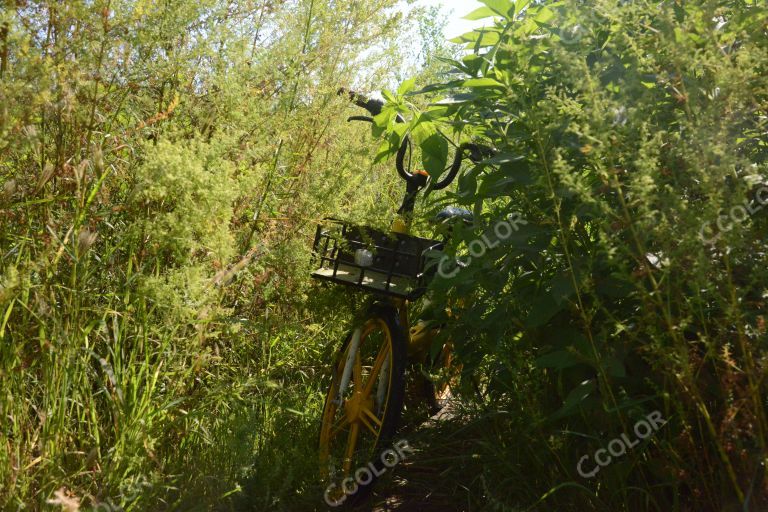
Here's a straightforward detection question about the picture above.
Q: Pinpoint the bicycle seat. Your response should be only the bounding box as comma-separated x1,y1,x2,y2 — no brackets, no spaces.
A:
433,206,474,225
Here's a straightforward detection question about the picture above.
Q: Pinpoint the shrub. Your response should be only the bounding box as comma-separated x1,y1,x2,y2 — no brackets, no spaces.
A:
379,0,768,509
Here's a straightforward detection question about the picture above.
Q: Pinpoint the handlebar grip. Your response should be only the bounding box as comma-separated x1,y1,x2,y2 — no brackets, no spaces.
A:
469,144,496,163
339,88,384,117
431,143,497,190
432,144,475,190
347,115,373,123
395,138,410,181
339,88,413,181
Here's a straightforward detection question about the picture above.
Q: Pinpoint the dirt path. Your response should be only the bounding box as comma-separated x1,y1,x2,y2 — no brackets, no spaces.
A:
367,402,479,512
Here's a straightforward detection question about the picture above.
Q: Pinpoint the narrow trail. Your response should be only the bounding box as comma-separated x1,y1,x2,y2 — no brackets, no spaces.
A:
367,402,479,512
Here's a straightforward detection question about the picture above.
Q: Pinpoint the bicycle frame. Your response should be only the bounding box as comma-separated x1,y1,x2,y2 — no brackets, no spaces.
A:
328,89,472,412
388,214,439,361
319,91,475,503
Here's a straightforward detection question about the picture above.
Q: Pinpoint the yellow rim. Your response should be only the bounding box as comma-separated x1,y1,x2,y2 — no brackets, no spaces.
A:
319,318,395,482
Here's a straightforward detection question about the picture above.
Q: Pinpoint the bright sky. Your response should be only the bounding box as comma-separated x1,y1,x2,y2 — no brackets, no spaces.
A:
418,0,487,39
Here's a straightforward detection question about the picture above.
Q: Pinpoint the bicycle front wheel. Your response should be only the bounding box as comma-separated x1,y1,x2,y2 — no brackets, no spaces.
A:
319,304,407,506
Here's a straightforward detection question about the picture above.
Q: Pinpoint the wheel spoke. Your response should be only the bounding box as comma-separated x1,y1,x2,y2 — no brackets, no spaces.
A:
321,317,402,484
362,340,389,396
359,406,382,436
342,423,360,474
359,411,379,436
329,414,348,441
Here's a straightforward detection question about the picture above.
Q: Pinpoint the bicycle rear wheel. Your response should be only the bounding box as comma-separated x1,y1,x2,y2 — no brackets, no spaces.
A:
319,304,407,507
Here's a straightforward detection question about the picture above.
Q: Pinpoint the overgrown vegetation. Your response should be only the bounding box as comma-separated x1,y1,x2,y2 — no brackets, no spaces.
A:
375,0,767,510
0,0,446,509
1,0,766,511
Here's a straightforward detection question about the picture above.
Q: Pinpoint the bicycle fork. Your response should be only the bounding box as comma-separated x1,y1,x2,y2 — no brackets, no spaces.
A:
335,326,390,415
336,328,362,405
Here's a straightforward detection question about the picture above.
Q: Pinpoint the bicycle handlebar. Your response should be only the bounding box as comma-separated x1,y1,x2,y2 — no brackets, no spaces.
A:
431,143,494,190
340,88,413,182
342,89,385,117
339,89,496,193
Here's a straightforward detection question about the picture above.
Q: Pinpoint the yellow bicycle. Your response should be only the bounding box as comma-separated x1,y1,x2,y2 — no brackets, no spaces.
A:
312,91,484,506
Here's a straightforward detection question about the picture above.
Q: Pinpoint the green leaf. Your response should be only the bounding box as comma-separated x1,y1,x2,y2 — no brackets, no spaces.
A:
478,174,518,197
412,79,464,95
392,122,408,138
550,272,576,305
535,350,582,370
477,157,532,196
462,77,506,89
450,28,501,47
449,32,472,44
420,134,449,176
687,32,704,45
397,78,416,96
373,127,405,163
500,157,533,185
515,0,532,15
596,276,634,298
457,169,478,199
532,5,555,24
478,0,514,18
411,118,437,145
550,379,598,420
423,105,451,119
371,109,394,138
603,356,627,378
462,54,486,77
374,140,393,164
481,153,524,165
673,2,686,23
381,89,397,103
463,6,498,20
435,93,483,105
525,294,562,327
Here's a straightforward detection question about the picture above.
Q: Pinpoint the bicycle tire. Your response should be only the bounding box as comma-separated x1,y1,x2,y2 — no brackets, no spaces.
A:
319,303,408,508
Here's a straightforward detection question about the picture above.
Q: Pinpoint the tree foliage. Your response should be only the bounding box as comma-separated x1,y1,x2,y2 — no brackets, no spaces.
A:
0,0,422,508
381,0,768,509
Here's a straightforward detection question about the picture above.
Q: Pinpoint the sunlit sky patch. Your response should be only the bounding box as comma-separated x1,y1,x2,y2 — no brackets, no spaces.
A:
417,0,488,38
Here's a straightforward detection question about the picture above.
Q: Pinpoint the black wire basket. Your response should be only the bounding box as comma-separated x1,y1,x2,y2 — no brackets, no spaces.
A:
310,219,443,299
